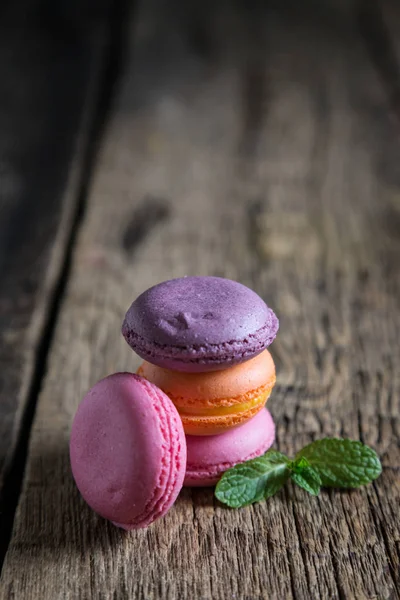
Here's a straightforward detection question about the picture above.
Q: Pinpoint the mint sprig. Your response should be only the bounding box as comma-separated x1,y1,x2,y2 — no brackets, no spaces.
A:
215,438,382,508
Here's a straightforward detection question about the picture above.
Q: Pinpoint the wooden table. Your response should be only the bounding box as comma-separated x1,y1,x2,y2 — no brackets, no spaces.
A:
1,0,399,598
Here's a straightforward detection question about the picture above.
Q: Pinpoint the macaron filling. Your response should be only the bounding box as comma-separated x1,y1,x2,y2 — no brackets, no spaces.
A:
171,386,272,417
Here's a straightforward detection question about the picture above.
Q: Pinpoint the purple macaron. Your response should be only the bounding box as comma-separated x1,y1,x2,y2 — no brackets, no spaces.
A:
122,276,278,373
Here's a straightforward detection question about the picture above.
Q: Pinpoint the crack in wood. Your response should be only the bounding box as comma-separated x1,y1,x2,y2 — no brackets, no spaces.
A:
122,197,171,256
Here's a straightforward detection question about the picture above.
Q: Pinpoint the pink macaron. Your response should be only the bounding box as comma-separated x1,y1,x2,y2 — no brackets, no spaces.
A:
184,408,275,487
70,373,186,530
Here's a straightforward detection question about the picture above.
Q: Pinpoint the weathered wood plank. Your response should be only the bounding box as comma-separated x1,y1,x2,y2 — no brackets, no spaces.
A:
1,1,399,598
0,1,110,563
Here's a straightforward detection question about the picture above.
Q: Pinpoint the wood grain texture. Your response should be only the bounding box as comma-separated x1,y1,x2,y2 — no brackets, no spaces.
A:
1,1,399,598
0,1,108,556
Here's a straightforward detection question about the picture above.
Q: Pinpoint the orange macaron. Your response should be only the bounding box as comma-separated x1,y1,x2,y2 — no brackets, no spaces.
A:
138,349,276,435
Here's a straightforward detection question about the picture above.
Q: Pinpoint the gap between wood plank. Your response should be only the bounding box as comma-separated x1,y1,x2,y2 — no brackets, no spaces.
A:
0,0,132,573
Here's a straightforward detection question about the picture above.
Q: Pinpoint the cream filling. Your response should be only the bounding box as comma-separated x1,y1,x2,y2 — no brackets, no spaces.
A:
177,389,270,417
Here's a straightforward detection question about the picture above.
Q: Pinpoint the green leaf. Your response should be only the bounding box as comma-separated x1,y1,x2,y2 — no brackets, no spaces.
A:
215,450,291,508
296,438,382,488
290,457,321,495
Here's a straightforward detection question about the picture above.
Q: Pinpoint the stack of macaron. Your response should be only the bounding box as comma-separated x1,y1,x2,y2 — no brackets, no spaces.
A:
129,277,279,485
70,277,278,529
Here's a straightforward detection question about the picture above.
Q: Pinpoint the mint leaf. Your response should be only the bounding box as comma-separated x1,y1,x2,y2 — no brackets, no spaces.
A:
290,457,321,495
215,450,291,507
214,438,382,509
296,438,382,488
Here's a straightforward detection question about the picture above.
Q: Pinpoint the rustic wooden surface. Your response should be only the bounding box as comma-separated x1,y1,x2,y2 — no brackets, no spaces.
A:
0,0,110,562
1,0,400,598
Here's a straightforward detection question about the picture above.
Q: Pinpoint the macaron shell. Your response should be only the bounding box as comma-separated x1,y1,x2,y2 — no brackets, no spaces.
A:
70,373,186,529
122,276,279,372
184,408,275,486
138,349,276,435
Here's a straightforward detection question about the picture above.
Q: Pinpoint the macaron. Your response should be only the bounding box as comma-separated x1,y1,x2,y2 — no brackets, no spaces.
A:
184,408,275,486
122,276,278,373
138,348,276,435
70,373,186,530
